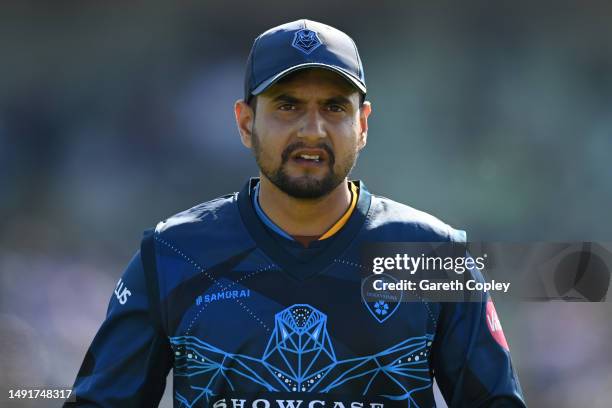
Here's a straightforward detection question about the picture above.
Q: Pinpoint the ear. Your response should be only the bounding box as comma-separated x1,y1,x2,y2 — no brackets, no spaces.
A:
358,101,372,150
234,99,255,148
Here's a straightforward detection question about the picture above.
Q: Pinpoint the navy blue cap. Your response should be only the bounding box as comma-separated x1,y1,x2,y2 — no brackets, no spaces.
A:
244,19,366,101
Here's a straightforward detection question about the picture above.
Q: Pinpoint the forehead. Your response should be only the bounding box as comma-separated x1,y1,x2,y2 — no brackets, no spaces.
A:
261,68,360,99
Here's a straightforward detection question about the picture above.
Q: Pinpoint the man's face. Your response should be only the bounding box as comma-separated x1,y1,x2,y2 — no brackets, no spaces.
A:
243,68,370,199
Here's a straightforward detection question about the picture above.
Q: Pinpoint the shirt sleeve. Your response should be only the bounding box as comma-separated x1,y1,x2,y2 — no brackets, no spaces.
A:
430,260,527,407
65,240,173,407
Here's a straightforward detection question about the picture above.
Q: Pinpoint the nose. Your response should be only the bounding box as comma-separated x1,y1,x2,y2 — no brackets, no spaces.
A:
297,108,326,140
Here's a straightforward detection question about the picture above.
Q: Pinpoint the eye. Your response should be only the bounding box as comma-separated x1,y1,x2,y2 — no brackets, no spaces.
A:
278,103,297,111
326,104,345,113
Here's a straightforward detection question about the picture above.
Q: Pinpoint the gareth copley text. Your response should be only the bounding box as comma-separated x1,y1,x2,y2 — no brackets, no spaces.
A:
373,278,511,294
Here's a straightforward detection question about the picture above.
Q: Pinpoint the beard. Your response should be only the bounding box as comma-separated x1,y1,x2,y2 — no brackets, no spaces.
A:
252,130,358,199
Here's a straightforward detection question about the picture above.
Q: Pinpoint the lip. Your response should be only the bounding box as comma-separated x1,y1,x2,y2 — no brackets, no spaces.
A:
290,148,328,162
291,157,326,168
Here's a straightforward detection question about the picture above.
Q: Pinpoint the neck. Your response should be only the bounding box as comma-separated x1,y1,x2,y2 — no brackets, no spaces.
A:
257,175,352,237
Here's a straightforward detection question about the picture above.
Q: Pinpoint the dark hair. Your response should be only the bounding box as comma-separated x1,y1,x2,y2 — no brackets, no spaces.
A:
247,95,258,112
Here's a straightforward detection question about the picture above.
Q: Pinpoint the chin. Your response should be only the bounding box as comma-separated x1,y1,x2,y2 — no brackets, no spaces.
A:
279,176,340,199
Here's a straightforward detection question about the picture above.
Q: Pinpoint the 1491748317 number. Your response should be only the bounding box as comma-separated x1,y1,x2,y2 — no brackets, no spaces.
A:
8,388,73,400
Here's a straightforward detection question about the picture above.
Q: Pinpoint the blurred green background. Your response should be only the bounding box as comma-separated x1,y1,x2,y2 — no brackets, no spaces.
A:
1,1,611,407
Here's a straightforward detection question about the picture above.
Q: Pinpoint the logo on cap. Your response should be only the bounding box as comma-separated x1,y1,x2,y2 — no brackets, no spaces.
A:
291,29,322,55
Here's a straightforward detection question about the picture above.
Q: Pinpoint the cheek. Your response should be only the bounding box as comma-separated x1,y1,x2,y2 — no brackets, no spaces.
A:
334,121,362,150
252,130,285,162
351,119,366,149
331,136,360,171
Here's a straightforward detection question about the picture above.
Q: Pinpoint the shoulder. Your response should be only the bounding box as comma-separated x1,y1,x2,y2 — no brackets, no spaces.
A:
366,193,466,243
144,187,257,280
153,192,241,239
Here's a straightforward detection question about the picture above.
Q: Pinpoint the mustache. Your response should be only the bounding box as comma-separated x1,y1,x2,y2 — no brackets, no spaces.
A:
281,142,335,165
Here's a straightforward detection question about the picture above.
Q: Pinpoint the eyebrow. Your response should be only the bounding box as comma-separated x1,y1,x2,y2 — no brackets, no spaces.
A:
271,93,353,106
324,95,352,106
271,94,301,104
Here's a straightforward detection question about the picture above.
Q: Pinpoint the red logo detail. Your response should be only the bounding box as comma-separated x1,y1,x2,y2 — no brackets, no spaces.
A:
486,299,509,351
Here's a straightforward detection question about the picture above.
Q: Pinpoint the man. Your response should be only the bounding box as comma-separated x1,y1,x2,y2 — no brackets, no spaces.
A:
67,20,526,407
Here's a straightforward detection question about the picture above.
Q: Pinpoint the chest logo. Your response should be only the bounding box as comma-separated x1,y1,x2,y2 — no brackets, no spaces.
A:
171,304,433,407
361,274,403,323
